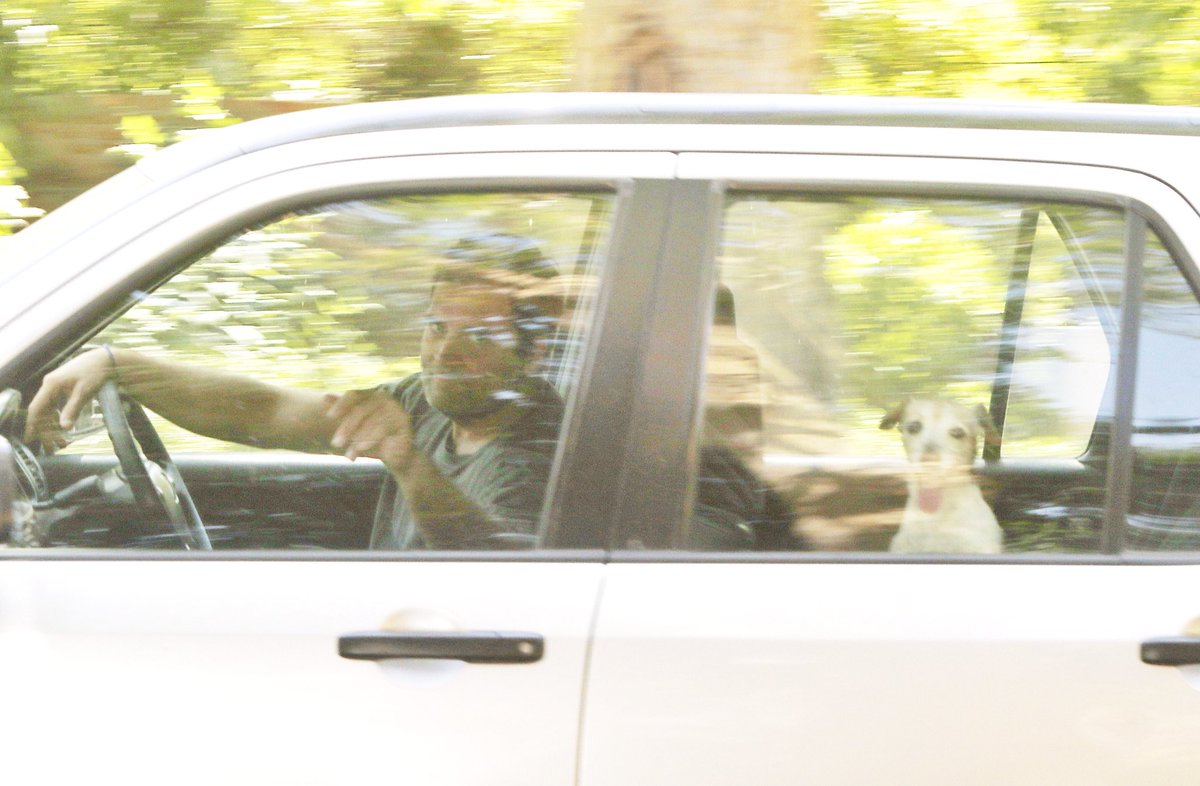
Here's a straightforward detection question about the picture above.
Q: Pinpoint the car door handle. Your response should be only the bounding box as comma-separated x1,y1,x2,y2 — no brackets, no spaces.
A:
338,631,544,664
1141,637,1200,666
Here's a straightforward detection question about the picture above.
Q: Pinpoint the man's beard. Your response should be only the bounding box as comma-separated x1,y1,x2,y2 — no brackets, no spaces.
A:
421,371,515,423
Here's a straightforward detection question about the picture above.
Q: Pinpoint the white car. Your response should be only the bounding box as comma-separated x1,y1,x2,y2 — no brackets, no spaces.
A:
3,92,1200,784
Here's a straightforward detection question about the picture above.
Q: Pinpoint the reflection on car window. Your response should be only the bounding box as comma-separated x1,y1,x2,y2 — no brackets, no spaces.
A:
1001,211,1114,458
44,193,611,550
690,194,1133,555
1128,233,1200,552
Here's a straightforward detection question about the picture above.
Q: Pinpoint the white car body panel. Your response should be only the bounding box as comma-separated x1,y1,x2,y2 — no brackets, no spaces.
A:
0,559,603,785
581,562,1200,785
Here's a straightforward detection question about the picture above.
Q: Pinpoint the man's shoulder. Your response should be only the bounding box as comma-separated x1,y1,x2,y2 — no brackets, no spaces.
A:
381,374,430,412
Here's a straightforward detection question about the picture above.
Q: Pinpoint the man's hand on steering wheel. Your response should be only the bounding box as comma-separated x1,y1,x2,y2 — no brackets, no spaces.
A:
24,346,115,452
25,348,211,550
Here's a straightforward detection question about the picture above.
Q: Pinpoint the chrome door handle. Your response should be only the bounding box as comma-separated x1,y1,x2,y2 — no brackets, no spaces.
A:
1141,637,1200,666
338,630,543,664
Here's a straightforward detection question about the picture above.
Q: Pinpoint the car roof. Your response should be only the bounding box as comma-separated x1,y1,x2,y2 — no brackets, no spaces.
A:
137,92,1200,182
7,92,1200,284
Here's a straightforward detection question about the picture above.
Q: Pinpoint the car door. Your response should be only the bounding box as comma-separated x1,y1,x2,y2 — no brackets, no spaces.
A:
580,151,1200,784
0,143,676,785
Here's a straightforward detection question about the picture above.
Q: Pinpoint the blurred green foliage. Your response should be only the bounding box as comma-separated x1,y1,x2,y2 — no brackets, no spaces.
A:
0,140,42,233
2,0,576,103
824,205,1008,404
7,0,1192,105
0,0,578,218
721,196,1129,457
818,0,1200,103
2,0,1198,224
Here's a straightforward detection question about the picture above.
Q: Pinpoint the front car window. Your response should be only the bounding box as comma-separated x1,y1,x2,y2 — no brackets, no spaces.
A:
19,192,611,550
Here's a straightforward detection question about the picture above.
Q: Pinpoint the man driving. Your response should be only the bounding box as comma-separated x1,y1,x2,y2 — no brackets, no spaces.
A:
25,231,565,550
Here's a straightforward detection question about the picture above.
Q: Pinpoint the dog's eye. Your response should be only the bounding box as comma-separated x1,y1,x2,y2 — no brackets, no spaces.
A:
949,427,966,439
904,421,922,435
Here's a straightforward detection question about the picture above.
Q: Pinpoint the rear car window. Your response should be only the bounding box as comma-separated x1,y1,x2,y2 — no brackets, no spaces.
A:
1127,232,1200,552
687,192,1197,556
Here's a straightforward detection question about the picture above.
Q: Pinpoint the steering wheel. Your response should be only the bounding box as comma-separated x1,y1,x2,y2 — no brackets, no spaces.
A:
97,381,211,550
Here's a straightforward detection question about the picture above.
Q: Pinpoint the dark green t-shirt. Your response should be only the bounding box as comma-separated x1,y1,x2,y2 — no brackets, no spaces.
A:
369,374,563,550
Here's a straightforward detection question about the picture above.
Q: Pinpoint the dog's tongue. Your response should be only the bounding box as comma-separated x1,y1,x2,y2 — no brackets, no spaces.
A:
918,486,944,514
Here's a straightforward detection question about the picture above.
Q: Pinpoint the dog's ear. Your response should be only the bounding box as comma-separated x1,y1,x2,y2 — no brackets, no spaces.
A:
974,404,1001,445
880,401,906,430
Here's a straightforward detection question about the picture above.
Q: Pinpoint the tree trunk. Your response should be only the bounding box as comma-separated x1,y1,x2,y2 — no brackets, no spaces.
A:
574,0,819,93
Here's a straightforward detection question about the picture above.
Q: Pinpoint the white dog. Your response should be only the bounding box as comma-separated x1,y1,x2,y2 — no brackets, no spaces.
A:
879,398,1003,554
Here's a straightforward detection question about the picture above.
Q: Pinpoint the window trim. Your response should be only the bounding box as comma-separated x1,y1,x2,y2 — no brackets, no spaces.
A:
1102,212,1147,554
602,180,725,551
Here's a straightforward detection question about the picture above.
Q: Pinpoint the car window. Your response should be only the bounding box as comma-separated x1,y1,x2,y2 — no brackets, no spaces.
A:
689,192,1134,554
44,191,611,550
1127,232,1200,552
999,210,1114,459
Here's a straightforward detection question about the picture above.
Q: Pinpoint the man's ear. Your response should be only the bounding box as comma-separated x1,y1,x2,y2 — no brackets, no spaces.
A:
513,298,561,370
516,326,555,375
879,400,907,430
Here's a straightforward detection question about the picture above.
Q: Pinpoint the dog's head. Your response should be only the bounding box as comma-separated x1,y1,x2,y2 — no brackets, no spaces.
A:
880,398,999,467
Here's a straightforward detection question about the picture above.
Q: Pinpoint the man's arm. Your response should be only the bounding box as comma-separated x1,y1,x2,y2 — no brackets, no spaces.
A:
28,350,544,548
391,450,538,549
25,347,334,452
326,387,543,549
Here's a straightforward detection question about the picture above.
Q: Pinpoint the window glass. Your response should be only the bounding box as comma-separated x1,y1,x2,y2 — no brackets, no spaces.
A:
34,192,611,550
691,194,1126,554
1127,232,1200,552
1002,212,1113,458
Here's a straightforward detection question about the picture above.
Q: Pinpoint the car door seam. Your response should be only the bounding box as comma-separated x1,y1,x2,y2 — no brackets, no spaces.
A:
572,567,608,786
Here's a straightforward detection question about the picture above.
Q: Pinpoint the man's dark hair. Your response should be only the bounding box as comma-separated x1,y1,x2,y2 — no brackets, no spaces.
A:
434,231,563,359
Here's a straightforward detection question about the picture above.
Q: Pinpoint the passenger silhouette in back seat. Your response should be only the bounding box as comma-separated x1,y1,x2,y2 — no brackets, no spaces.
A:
691,285,803,551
